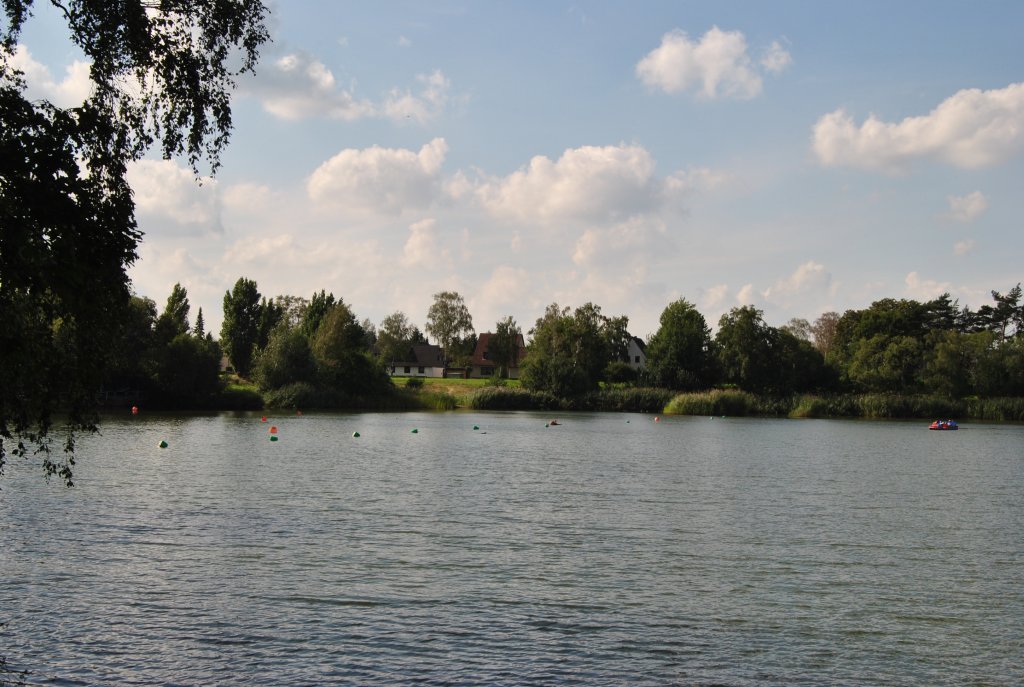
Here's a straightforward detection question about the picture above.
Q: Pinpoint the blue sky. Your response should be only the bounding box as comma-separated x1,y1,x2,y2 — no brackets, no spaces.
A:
13,1,1024,339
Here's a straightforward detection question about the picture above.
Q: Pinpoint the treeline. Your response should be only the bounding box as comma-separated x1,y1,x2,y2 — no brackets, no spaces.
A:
109,278,1024,410
516,288,1024,399
103,285,223,408
104,279,394,409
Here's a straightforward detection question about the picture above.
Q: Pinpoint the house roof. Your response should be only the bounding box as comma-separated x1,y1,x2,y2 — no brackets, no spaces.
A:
393,343,444,366
469,332,527,367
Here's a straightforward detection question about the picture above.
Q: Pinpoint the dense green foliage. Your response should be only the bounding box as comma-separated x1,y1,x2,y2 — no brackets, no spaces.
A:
376,310,426,365
470,387,561,411
520,303,625,396
254,292,392,409
645,298,715,389
425,291,475,365
220,277,262,377
102,286,223,409
487,316,522,378
827,292,1024,396
1,1,268,484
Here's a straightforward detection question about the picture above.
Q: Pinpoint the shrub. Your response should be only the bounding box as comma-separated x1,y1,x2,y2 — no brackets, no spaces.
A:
591,387,673,412
417,391,457,410
855,394,963,419
964,396,1024,421
262,382,324,409
405,377,425,389
664,389,758,416
603,361,638,384
218,384,264,410
470,387,561,411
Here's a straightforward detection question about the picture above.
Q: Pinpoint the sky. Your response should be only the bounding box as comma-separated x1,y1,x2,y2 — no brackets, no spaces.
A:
12,1,1024,340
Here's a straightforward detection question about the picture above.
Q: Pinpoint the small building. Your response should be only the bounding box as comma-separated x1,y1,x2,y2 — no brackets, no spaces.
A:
468,332,527,379
390,343,445,378
626,336,647,370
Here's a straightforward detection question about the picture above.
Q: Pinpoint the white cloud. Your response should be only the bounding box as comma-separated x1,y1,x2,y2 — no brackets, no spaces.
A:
904,271,952,300
478,266,532,313
382,69,452,123
444,170,475,200
246,52,376,120
398,36,412,48
760,40,793,75
402,218,449,267
571,217,672,269
307,138,448,214
222,183,276,216
459,227,473,261
700,284,730,310
244,52,454,124
636,27,787,99
219,232,390,297
127,160,221,235
663,166,733,202
9,44,92,107
476,143,675,223
954,239,976,256
812,82,1024,172
736,283,756,304
223,233,302,266
128,244,234,334
946,191,988,222
762,261,833,303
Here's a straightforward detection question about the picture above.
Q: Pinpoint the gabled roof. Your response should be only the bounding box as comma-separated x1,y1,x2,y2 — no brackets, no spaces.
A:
470,332,527,367
393,343,444,366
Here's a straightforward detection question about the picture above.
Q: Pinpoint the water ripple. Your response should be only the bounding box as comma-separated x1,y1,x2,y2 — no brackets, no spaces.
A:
1,412,1022,686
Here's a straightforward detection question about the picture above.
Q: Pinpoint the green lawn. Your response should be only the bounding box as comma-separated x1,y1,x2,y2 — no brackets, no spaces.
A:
390,376,520,403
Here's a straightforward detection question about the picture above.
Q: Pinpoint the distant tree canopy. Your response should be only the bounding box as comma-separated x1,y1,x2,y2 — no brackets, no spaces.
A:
155,283,191,343
376,311,425,365
645,299,715,390
0,0,270,485
488,316,522,379
425,291,474,365
103,288,222,410
520,302,623,397
827,290,1024,396
254,293,390,407
221,277,262,377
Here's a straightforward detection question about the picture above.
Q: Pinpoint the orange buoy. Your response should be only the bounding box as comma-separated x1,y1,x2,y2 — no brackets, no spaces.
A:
269,426,278,434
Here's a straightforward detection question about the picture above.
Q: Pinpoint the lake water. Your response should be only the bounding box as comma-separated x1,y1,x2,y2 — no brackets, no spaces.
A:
1,411,1022,686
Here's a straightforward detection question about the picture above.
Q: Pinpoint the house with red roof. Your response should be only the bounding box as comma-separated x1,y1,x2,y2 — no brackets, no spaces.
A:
468,332,527,379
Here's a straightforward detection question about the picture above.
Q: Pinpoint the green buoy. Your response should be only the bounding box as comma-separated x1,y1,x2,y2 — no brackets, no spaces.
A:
411,428,418,434
352,431,360,438
270,435,279,442
473,425,479,430
158,440,168,449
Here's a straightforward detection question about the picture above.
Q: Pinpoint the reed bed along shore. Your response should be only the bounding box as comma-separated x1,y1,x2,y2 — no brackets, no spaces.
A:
664,389,1024,421
240,375,1024,422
